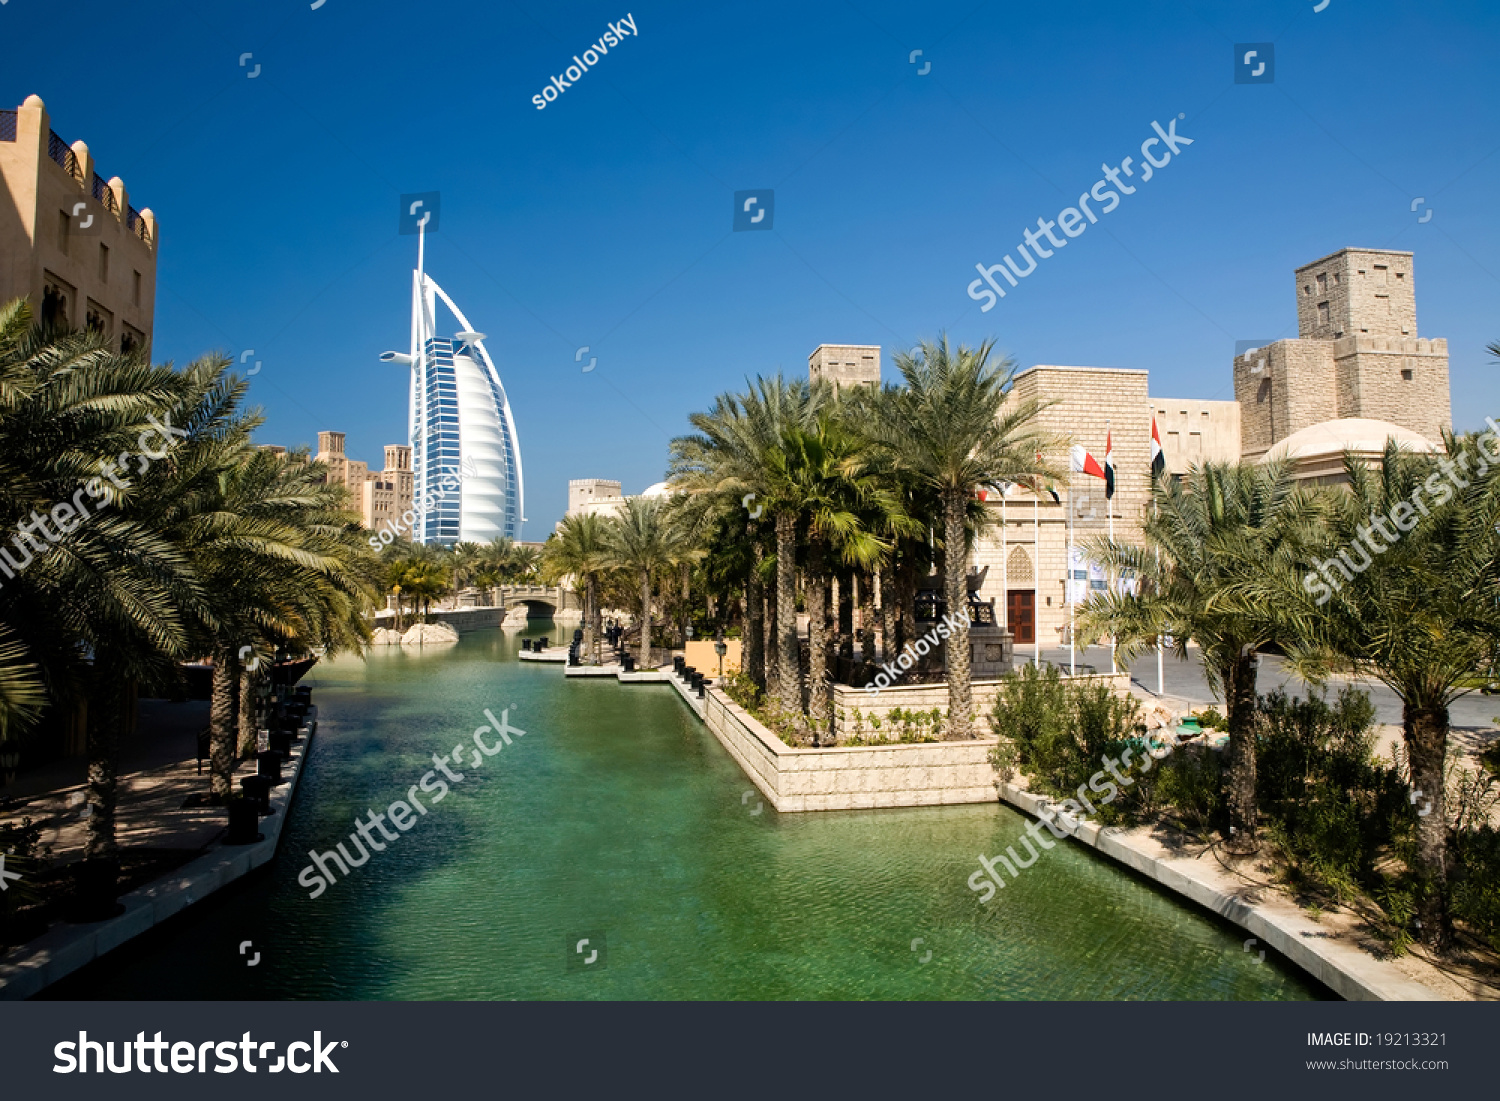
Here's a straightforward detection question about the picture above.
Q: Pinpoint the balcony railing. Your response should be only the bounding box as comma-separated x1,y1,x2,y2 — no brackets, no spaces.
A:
47,129,80,180
127,206,152,245
91,173,120,214
0,110,16,142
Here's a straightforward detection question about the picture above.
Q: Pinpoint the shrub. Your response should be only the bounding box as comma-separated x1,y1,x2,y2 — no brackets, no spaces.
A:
986,663,1142,822
1257,688,1404,906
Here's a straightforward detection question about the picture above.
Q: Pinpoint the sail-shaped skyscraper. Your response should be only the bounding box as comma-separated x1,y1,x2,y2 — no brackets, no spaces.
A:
381,227,524,546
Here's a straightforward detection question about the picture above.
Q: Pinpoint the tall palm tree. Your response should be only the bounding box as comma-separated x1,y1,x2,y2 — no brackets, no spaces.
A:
1245,434,1500,948
542,513,612,662
0,300,207,885
1080,460,1319,850
865,336,1057,739
605,496,692,669
670,374,823,708
772,408,908,740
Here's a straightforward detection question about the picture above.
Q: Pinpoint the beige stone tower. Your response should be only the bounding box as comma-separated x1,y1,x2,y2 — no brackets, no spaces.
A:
808,344,880,390
0,95,159,355
1235,248,1450,459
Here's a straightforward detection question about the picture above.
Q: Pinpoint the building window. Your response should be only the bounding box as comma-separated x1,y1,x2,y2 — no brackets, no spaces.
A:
57,210,70,255
1316,273,1326,293
132,271,141,306
1374,264,1388,283
1303,284,1312,295
1401,369,1413,381
98,243,109,282
1317,301,1330,324
1333,272,1340,285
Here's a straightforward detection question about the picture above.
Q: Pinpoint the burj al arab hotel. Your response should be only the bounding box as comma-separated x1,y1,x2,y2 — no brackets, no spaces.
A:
380,228,524,546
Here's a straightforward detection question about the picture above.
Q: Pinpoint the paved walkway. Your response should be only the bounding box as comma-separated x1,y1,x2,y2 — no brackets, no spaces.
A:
0,699,261,864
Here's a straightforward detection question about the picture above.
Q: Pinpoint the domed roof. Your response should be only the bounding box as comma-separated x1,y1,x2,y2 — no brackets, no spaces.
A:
1263,418,1441,464
639,481,674,498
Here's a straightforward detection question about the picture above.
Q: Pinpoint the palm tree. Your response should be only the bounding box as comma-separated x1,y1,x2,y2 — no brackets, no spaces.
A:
0,301,207,889
1080,460,1319,850
1246,434,1500,948
605,496,692,669
542,514,612,662
865,336,1058,739
772,407,906,740
671,374,824,708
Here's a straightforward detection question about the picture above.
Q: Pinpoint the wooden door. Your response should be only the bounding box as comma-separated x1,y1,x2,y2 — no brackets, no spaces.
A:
1006,590,1034,646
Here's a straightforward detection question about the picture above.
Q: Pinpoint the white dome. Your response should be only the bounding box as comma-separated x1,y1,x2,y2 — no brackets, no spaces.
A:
639,481,674,498
1263,418,1441,464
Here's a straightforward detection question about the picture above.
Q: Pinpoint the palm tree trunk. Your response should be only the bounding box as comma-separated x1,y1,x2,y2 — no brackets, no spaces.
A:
746,565,765,691
774,511,800,714
1404,702,1451,950
637,569,653,669
837,568,853,661
238,660,258,756
209,646,240,801
878,567,894,662
84,654,128,865
858,569,875,664
805,539,830,743
763,585,777,696
585,574,600,663
942,488,973,740
1222,649,1259,851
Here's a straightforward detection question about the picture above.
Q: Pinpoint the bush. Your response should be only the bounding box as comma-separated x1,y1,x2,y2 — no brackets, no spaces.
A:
1152,744,1225,831
1256,688,1404,906
986,663,1142,822
1191,707,1226,730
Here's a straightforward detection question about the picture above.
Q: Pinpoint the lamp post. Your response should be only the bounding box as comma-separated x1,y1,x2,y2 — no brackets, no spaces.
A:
714,635,727,680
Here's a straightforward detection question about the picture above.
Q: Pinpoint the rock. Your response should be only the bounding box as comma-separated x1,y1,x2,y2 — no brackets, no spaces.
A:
371,627,403,646
402,622,460,647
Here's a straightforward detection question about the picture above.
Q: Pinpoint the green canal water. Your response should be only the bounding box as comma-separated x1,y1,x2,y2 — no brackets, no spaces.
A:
56,626,1324,1000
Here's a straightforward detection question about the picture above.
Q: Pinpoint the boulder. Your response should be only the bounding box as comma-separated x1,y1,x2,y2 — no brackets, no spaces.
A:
371,627,403,647
402,622,460,647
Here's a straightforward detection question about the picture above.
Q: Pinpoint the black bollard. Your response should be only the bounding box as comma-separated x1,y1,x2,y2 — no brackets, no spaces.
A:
225,798,262,844
241,775,272,813
256,749,284,786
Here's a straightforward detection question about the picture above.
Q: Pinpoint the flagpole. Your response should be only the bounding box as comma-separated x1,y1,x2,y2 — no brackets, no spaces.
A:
1108,421,1116,678
1068,480,1076,677
1001,490,1008,636
1033,490,1040,668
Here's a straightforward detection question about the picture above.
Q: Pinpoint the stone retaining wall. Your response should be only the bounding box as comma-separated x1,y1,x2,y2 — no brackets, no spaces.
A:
701,686,999,812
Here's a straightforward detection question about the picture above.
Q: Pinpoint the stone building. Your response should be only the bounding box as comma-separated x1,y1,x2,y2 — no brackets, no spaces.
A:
850,247,1450,654
314,431,414,532
0,95,158,355
808,344,880,390
1234,248,1450,461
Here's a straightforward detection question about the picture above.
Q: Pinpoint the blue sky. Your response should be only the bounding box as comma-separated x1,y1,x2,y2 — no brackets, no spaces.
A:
7,0,1498,533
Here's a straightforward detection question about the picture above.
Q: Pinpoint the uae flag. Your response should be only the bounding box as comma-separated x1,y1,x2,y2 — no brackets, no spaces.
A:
1150,416,1166,481
1069,444,1107,480
1036,451,1060,502
1103,431,1116,500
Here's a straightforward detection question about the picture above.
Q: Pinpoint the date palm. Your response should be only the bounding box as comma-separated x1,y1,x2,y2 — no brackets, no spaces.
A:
773,408,909,740
605,496,695,669
865,336,1057,739
671,374,824,706
542,513,611,662
1244,434,1500,948
1080,460,1319,850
